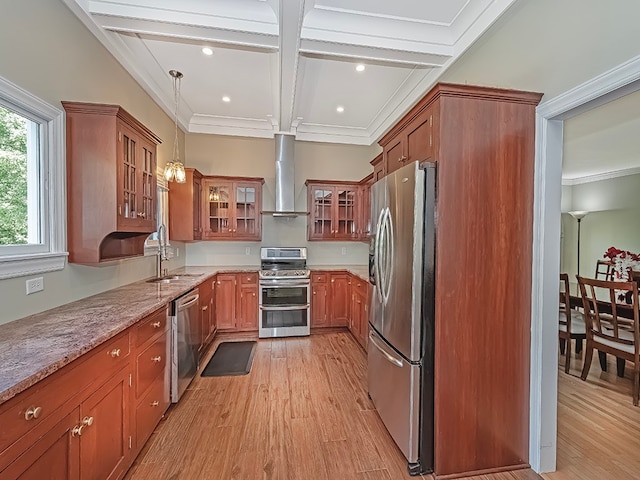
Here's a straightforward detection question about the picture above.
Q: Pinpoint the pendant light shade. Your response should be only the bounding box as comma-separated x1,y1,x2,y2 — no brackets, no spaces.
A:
164,69,186,183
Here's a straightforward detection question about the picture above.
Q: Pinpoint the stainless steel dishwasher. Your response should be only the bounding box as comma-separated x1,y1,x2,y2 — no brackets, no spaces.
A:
170,289,200,403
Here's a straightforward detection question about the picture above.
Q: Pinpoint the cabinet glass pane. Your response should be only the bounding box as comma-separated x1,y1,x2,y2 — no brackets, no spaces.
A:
313,188,332,236
207,185,231,233
236,186,256,235
337,188,356,235
141,147,154,221
122,134,137,218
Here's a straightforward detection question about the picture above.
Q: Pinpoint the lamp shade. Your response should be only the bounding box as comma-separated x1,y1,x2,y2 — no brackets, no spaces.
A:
568,210,589,220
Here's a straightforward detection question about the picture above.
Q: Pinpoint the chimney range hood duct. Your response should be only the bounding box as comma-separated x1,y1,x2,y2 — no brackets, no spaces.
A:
268,133,306,217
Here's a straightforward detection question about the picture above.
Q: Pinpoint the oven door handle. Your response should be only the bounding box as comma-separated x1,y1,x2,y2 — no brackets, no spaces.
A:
259,305,310,311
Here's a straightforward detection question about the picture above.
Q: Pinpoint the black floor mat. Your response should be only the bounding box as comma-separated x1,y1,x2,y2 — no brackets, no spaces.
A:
201,341,256,377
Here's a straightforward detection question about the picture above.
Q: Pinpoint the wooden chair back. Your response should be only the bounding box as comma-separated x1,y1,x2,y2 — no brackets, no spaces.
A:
578,275,640,405
559,273,572,332
595,260,614,281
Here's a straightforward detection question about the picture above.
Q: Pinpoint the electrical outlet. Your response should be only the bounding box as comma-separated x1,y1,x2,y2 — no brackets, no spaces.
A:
26,277,44,295
245,247,251,256
341,247,347,256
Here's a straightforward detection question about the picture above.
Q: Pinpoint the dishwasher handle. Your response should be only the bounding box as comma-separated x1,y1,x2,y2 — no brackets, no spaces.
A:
177,293,199,311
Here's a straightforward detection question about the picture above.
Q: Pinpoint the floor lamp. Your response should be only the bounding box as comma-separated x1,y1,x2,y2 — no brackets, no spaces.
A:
569,210,589,293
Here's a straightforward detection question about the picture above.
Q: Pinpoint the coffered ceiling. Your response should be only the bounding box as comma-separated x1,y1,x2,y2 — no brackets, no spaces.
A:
61,0,517,144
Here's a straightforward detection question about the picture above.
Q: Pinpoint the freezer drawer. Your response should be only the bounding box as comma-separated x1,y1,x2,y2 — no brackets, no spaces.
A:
368,328,420,463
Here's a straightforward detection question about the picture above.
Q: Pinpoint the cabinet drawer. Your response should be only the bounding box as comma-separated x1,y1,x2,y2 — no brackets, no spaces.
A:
239,272,258,285
311,273,328,283
0,331,130,464
351,277,368,297
136,306,168,347
135,374,169,450
135,333,168,399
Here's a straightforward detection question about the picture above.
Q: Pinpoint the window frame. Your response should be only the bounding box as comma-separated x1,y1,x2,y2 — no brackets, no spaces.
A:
0,75,66,279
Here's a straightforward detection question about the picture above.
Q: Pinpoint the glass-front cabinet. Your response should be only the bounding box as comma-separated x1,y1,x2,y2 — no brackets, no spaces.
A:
306,181,360,240
202,177,263,240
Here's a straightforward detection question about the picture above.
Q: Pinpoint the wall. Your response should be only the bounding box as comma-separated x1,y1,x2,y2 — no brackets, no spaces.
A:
184,134,381,266
561,173,640,290
0,0,185,325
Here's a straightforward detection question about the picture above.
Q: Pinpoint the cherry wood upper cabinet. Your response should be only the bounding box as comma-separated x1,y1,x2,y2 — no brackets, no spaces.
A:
168,168,203,242
202,177,263,241
371,154,385,182
62,102,162,265
306,181,360,241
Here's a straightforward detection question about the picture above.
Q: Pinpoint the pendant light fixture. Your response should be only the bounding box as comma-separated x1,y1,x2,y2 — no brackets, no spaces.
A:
164,69,186,183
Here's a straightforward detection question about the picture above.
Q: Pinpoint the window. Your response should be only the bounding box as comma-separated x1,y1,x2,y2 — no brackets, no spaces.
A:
0,75,66,279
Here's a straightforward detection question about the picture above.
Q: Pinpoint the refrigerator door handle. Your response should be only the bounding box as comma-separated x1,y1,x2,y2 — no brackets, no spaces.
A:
369,332,403,368
382,207,394,305
374,208,385,304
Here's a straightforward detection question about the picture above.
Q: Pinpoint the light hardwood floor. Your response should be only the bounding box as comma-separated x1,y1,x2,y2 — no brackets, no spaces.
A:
126,332,541,480
542,347,640,480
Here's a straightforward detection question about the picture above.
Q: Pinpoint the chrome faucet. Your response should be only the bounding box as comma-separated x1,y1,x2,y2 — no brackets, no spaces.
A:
156,223,168,279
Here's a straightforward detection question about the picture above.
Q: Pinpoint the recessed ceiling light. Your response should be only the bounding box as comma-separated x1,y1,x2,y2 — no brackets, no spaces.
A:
336,106,345,113
202,47,214,56
222,96,231,103
355,64,366,72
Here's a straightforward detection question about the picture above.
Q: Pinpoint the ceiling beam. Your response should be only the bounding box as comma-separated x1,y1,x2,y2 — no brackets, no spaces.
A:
278,0,305,132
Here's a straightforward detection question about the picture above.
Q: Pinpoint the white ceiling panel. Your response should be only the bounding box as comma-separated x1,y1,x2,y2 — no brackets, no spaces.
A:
142,37,274,120
296,57,418,129
313,0,469,25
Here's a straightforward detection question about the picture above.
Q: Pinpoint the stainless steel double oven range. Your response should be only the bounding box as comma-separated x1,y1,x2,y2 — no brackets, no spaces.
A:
258,247,310,338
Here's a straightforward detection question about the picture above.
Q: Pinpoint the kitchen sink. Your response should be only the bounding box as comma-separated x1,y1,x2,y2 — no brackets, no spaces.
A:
145,273,204,284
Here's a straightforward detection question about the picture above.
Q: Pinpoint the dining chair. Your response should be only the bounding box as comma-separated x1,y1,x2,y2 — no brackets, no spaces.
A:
577,275,640,406
595,259,614,281
559,273,586,373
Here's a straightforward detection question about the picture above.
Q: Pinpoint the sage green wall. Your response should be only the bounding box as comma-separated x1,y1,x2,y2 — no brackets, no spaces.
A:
184,134,381,266
0,0,185,325
561,174,640,290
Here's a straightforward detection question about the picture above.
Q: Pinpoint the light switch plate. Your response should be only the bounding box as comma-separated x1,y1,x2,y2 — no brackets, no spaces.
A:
26,277,44,295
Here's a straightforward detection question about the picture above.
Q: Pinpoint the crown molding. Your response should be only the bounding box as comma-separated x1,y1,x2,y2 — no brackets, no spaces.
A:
562,166,640,185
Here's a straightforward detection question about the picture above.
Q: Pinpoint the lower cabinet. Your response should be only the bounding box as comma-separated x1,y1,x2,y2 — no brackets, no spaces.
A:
198,277,216,359
311,270,370,350
0,306,171,480
215,272,258,332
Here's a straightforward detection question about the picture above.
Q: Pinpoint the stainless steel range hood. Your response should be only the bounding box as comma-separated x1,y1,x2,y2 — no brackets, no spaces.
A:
264,133,307,217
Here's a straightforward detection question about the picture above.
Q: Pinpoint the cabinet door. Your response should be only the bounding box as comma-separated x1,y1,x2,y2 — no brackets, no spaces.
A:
234,183,259,240
79,368,130,480
138,138,156,230
330,274,350,327
334,187,358,240
359,183,371,240
384,136,405,175
193,174,202,240
203,180,234,239
308,185,334,240
117,123,141,229
406,106,434,164
198,283,212,355
372,153,385,181
215,274,237,330
350,292,360,336
311,282,329,328
236,284,259,331
0,408,80,480
209,278,217,338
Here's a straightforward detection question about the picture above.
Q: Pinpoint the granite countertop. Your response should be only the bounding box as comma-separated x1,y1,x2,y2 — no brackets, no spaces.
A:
309,265,370,282
0,265,257,406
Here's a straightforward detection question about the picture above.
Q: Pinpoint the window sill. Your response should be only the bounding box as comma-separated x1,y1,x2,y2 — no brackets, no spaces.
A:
0,252,68,280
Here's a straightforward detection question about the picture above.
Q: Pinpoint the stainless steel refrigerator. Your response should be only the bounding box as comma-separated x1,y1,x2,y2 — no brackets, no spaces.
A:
368,161,435,475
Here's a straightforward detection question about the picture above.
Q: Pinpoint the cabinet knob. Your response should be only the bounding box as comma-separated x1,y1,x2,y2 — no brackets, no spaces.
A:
82,416,94,427
24,406,42,421
72,424,84,437
253,293,256,297
217,281,221,285
152,356,162,363
398,155,407,162
151,321,162,328
202,305,208,311
151,401,160,407
137,212,146,218
313,291,316,295
110,348,121,358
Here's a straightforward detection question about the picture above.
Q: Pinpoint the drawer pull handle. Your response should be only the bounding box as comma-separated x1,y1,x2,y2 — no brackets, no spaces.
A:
110,348,121,358
151,321,162,328
83,416,94,427
152,356,162,363
151,401,160,407
24,406,42,421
